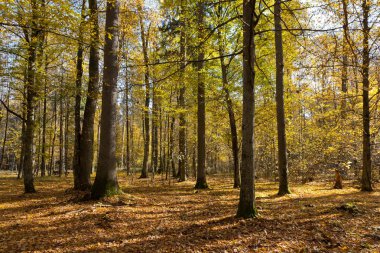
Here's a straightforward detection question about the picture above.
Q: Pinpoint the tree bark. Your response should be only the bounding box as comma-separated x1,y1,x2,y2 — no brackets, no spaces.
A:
40,60,47,177
23,0,44,192
216,11,240,188
124,60,131,174
274,0,290,196
341,0,349,117
361,0,373,192
237,0,257,218
49,93,57,175
59,80,64,177
139,6,150,179
78,0,100,190
91,0,120,199
151,84,158,175
72,0,86,189
0,85,10,170
178,0,187,182
195,1,208,189
64,97,69,175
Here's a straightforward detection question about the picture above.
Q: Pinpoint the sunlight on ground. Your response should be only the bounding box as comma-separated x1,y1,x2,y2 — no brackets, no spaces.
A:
0,172,379,252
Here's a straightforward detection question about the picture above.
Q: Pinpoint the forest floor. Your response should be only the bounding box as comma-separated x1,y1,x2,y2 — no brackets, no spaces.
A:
0,172,379,252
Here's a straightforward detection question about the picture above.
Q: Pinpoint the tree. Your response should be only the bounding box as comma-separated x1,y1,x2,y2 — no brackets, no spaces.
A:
40,60,47,177
77,0,100,190
23,0,45,193
216,1,240,188
91,0,120,199
178,0,187,182
72,0,86,189
274,0,290,196
195,0,208,189
361,0,373,192
139,3,150,179
237,0,257,218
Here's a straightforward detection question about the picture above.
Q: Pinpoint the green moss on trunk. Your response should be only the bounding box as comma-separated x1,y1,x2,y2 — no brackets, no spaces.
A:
236,205,258,219
194,181,208,189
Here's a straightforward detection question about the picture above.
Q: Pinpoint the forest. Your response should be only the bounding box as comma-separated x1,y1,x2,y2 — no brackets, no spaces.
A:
0,0,380,251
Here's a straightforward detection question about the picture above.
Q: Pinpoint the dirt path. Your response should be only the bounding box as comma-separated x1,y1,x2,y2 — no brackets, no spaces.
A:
0,173,379,252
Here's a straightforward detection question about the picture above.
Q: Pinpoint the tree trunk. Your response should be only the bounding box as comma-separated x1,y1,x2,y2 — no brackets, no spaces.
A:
0,85,10,170
274,0,290,196
91,0,120,199
49,93,57,175
124,65,131,174
195,1,208,189
64,97,69,175
216,12,240,188
341,0,349,117
361,0,373,192
151,85,159,175
78,0,100,190
72,0,86,189
18,85,26,179
40,62,47,177
23,0,44,192
237,0,257,218
169,116,175,177
178,0,187,182
139,6,150,179
59,85,64,177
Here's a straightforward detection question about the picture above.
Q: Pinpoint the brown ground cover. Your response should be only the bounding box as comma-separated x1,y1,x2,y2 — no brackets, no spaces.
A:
0,172,379,252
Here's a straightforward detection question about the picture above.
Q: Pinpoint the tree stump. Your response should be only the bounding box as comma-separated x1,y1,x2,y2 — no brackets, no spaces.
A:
333,169,343,189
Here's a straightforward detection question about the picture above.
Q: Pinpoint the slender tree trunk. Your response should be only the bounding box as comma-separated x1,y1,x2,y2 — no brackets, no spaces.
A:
178,0,187,182
40,63,47,177
73,0,86,189
341,0,349,117
49,93,57,175
78,0,100,190
216,16,240,188
237,0,257,218
91,0,120,199
139,7,150,179
124,56,131,174
18,85,26,179
158,108,164,173
151,84,159,175
274,0,290,195
64,97,69,175
151,84,155,174
59,75,64,177
125,70,131,175
169,116,175,177
361,0,373,192
0,85,10,170
195,1,208,189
